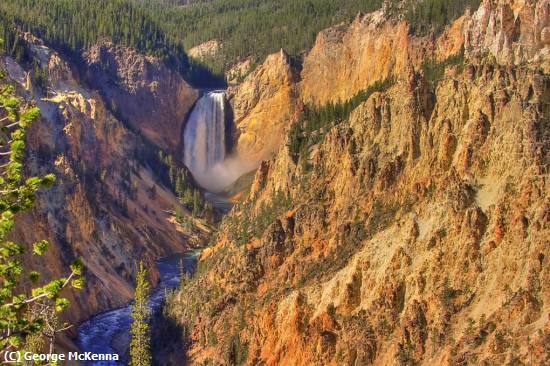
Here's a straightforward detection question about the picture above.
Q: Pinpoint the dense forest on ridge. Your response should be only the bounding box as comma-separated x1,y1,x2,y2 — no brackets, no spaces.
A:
0,0,224,86
0,0,187,66
141,0,480,75
0,0,480,83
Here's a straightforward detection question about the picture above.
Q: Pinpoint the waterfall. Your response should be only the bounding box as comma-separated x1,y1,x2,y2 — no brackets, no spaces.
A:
183,90,257,192
184,91,226,176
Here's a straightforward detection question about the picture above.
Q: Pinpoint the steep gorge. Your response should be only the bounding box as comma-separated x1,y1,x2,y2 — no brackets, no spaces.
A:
1,0,549,363
1,34,205,331
163,1,550,365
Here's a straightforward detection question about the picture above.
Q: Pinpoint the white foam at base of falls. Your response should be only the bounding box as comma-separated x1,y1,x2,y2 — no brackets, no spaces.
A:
183,91,258,192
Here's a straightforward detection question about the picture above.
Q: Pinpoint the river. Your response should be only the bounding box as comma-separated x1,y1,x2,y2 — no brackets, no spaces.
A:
76,252,198,365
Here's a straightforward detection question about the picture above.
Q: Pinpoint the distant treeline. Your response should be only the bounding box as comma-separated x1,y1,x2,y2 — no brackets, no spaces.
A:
139,0,386,75
140,0,480,75
0,0,224,87
0,0,481,85
0,0,187,67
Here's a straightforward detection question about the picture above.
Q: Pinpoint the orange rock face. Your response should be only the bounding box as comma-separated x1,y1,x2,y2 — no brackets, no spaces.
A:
228,50,300,163
164,3,550,365
1,37,206,329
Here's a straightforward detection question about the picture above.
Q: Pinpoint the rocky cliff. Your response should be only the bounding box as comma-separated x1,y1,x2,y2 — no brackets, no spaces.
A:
228,4,457,164
232,0,550,161
465,0,550,70
299,10,425,106
1,35,204,329
85,41,199,153
228,50,301,163
163,1,550,365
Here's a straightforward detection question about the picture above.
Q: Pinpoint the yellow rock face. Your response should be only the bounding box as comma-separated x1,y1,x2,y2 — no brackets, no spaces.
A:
299,12,427,106
229,50,300,163
229,13,466,166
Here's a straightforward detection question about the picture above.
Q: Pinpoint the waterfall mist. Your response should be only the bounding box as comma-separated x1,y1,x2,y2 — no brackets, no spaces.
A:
183,91,257,192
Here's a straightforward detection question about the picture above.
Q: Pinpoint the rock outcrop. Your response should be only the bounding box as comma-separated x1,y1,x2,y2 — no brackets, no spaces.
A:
163,2,550,365
85,41,199,153
228,50,300,162
188,40,221,60
226,58,253,85
465,0,550,71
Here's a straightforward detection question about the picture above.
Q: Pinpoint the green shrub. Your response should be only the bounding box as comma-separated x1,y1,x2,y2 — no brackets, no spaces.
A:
288,77,395,165
405,0,481,36
422,46,465,89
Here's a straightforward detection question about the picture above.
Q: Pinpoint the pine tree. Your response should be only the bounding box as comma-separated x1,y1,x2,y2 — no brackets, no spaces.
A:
0,49,84,355
129,261,151,366
192,190,202,218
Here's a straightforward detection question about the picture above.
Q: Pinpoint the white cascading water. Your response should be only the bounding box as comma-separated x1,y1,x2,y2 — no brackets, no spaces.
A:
184,91,226,176
183,91,258,192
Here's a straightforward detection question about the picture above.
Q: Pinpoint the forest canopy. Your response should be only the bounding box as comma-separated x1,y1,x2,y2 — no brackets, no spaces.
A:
0,0,189,72
0,0,480,83
139,0,480,75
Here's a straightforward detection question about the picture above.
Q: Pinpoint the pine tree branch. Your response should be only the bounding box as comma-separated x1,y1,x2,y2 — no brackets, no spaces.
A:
2,270,76,308
54,324,73,333
3,121,19,129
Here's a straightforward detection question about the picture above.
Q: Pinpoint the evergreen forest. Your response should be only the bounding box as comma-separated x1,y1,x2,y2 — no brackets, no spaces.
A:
0,0,480,85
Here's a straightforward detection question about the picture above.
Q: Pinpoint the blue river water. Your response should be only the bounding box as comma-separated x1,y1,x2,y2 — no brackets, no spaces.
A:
76,252,198,365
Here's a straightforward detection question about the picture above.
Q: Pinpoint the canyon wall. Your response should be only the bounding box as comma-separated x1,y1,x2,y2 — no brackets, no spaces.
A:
164,1,550,365
85,41,199,153
228,50,300,163
299,11,426,106
231,0,550,167
1,36,204,329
